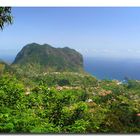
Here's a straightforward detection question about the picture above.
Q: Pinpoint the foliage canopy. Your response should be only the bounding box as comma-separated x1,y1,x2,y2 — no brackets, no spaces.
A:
0,7,13,29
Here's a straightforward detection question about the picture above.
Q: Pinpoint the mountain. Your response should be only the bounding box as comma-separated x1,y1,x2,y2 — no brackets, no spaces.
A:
12,43,83,72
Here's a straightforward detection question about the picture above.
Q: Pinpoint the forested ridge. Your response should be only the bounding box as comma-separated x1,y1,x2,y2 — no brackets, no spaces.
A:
0,60,140,133
12,43,83,72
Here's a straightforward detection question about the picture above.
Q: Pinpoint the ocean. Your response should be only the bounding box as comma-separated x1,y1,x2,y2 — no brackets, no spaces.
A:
0,56,15,64
2,55,140,81
84,57,140,81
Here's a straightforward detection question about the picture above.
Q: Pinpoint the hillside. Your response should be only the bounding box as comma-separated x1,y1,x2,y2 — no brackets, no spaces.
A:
0,70,139,133
12,43,83,72
0,43,139,133
0,60,12,74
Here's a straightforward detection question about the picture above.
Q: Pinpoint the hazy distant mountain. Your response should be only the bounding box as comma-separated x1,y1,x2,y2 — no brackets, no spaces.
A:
12,43,83,72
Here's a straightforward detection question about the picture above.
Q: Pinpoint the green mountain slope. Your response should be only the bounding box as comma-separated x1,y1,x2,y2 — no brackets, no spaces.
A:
12,43,83,72
0,60,12,74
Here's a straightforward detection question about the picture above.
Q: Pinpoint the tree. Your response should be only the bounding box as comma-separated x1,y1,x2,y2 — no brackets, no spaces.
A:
0,7,13,29
0,63,5,76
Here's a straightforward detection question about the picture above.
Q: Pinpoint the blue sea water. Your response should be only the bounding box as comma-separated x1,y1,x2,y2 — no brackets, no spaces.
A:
84,57,140,81
0,56,15,64
2,55,140,81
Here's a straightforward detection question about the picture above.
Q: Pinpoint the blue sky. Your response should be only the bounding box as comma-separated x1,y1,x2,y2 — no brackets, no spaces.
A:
1,7,140,61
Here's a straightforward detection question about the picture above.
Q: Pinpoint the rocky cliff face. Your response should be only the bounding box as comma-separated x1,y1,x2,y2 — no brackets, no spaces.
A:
12,43,83,72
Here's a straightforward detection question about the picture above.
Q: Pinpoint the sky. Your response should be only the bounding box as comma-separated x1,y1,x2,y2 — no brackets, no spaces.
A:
1,7,140,61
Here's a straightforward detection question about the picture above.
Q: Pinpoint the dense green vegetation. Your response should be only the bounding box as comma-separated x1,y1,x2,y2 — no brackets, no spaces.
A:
12,43,83,72
0,43,139,134
0,70,139,133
